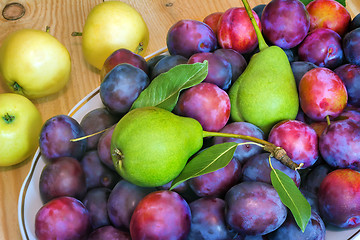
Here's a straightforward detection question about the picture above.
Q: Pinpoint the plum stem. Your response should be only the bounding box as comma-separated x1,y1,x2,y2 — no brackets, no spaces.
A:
326,115,331,125
203,130,301,170
70,128,108,142
241,0,268,51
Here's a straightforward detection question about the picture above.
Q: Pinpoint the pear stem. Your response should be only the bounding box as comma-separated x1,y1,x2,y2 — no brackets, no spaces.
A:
203,130,301,171
241,0,268,51
71,32,83,36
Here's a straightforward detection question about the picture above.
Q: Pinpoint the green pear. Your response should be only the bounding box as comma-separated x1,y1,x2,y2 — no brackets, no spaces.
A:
229,0,299,134
111,106,203,187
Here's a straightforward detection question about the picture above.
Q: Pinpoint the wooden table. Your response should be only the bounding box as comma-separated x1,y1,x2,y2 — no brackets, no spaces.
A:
0,0,359,239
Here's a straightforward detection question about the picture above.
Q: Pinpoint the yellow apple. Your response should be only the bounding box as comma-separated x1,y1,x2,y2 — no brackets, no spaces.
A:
82,1,149,70
0,93,42,167
0,29,71,99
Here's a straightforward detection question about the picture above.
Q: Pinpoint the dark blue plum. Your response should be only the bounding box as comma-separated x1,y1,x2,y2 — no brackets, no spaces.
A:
39,115,87,161
167,19,217,58
81,150,121,190
83,187,111,229
188,198,234,240
100,63,149,115
242,152,301,187
130,190,191,240
252,4,266,20
298,28,344,69
188,52,232,90
214,48,247,82
301,163,332,195
88,226,131,240
97,124,116,170
107,180,155,229
291,61,318,89
300,188,320,214
150,54,188,79
349,13,360,31
213,122,264,164
261,0,310,49
334,64,360,107
266,210,325,240
319,119,360,170
188,158,242,198
225,181,287,236
343,28,360,65
39,157,87,203
80,107,119,150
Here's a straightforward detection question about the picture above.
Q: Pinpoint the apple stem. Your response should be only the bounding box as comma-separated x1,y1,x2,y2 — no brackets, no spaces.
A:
45,26,50,33
71,32,83,36
2,113,15,124
326,115,331,126
241,0,268,51
203,130,301,170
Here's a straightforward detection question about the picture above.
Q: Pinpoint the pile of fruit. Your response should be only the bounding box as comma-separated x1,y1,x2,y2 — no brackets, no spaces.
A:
1,0,360,239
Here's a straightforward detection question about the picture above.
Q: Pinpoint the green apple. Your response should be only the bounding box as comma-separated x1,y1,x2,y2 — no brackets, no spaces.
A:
0,93,42,166
0,29,71,99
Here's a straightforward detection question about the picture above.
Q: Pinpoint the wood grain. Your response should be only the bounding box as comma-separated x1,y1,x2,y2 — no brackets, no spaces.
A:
0,0,359,239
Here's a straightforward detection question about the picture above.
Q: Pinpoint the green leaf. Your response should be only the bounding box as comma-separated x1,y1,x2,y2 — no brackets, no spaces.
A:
270,169,311,232
170,142,238,190
299,0,345,6
131,61,208,111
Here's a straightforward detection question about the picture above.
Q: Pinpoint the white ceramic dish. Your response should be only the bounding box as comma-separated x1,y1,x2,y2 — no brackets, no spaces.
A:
18,47,360,239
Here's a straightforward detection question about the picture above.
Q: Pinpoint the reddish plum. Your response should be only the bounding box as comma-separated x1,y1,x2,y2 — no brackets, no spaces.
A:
268,120,319,168
188,52,232,90
299,67,347,121
88,226,131,240
166,19,217,58
309,121,328,137
39,157,87,203
242,153,301,187
97,124,116,170
225,181,287,235
214,48,247,82
39,115,87,161
306,0,351,36
334,64,360,107
261,0,310,49
175,82,230,132
100,48,149,81
150,54,188,79
130,190,191,240
213,121,264,164
100,63,150,115
107,180,155,229
343,28,360,66
338,107,360,122
319,119,360,170
83,187,111,229
217,7,261,54
80,107,119,150
188,198,234,240
266,210,325,240
318,169,360,228
298,28,344,69
81,150,121,190
35,196,91,240
188,158,242,198
203,12,223,35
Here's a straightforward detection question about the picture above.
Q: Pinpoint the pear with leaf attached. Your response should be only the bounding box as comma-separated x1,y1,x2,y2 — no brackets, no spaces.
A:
111,106,203,187
229,0,299,134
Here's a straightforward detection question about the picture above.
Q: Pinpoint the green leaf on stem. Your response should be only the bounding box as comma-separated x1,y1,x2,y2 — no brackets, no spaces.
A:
270,167,311,232
299,0,345,6
131,61,208,111
170,142,238,190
